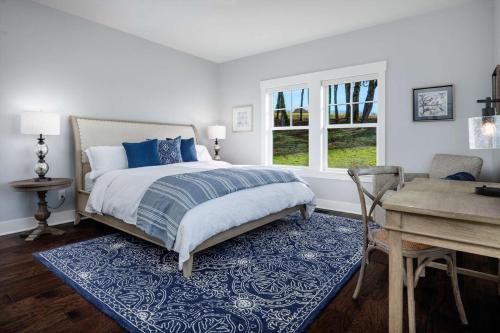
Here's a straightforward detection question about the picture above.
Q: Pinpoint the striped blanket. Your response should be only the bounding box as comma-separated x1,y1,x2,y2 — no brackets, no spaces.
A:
136,167,301,250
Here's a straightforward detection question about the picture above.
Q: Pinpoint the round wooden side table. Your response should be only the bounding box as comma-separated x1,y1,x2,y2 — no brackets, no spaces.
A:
9,178,73,241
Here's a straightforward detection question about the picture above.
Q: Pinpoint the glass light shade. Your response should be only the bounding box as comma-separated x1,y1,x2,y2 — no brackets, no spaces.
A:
207,125,226,140
21,111,60,135
468,115,500,149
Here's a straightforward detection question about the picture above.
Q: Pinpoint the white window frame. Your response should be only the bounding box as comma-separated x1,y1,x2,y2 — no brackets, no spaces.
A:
260,61,386,181
267,84,311,169
322,73,383,172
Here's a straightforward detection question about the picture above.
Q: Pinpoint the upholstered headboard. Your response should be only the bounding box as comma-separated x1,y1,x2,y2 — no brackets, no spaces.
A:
70,116,197,192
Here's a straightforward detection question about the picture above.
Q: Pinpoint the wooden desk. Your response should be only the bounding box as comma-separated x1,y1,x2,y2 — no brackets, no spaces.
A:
383,178,500,333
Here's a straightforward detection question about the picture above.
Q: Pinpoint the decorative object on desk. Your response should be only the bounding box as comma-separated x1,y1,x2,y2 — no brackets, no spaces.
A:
475,185,500,197
232,105,253,132
207,125,226,160
469,97,500,149
9,178,72,241
413,85,454,121
20,111,60,181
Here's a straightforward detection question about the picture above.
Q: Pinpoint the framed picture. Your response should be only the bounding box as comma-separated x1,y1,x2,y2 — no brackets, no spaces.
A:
413,85,454,121
232,105,253,132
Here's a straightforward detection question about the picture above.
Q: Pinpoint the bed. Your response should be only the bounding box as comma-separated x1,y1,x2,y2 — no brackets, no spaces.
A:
70,116,315,277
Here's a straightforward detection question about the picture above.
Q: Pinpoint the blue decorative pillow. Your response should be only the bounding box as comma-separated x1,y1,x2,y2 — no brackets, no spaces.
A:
443,172,476,181
122,139,161,168
180,138,198,162
158,137,183,165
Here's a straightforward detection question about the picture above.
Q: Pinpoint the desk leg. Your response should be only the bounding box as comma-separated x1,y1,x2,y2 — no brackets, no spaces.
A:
497,260,500,296
388,228,404,333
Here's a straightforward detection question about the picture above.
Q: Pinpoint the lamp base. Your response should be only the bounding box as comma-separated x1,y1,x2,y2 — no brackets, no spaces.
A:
213,139,221,160
33,177,52,182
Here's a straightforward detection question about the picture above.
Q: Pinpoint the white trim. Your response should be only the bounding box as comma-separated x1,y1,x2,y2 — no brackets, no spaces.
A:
326,123,378,129
298,168,373,182
316,198,361,215
260,61,387,91
0,209,75,236
272,126,309,131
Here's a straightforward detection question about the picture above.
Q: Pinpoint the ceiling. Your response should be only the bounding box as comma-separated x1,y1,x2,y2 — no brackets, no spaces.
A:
33,0,472,63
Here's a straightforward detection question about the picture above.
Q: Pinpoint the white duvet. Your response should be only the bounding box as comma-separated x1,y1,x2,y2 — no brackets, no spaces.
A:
86,161,316,269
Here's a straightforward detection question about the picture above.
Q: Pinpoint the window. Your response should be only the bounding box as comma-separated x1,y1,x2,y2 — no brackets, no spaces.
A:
325,78,379,169
261,61,385,179
271,88,309,166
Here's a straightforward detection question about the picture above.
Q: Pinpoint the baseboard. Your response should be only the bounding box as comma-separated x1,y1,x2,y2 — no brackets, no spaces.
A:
0,210,75,236
316,199,361,215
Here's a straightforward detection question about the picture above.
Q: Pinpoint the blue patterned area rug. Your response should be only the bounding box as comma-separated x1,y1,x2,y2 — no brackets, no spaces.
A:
34,212,363,333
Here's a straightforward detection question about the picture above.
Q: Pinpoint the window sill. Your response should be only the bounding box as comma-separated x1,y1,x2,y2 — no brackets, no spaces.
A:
271,165,373,182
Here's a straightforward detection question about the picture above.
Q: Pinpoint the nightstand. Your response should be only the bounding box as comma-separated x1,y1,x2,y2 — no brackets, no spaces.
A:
9,178,73,241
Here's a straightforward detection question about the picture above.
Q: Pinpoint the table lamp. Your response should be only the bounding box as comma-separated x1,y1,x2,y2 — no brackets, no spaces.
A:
20,111,60,181
207,125,226,160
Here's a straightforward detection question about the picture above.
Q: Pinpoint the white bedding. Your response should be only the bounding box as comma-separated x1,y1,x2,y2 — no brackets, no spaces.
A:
86,161,316,269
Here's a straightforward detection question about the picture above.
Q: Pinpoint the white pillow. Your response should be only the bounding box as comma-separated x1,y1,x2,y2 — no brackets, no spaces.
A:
85,146,128,180
195,145,213,162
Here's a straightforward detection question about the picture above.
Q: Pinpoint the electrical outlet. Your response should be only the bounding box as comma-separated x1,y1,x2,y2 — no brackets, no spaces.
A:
58,189,66,201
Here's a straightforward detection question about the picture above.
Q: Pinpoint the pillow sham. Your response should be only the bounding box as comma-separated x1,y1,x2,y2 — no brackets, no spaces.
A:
195,144,213,162
158,137,183,164
122,139,162,168
166,137,198,162
84,146,128,180
180,137,198,162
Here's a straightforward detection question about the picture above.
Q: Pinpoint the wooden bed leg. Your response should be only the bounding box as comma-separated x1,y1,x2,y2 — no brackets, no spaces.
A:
300,205,310,219
182,255,194,278
74,212,82,226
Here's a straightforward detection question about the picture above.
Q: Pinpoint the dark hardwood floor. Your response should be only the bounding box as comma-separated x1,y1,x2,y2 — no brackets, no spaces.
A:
0,216,499,333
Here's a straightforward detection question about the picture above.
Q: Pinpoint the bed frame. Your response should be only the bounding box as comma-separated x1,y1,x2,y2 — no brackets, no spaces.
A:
70,116,307,278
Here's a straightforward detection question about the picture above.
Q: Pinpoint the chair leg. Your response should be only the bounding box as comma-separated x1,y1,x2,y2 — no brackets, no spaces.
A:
417,256,426,278
406,257,416,333
446,252,455,277
353,254,368,300
445,254,468,325
366,245,375,265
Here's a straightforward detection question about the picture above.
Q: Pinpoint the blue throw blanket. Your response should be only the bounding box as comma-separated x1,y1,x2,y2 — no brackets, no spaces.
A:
136,167,301,249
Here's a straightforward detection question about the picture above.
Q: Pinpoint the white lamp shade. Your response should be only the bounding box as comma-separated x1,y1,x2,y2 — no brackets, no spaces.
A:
207,125,226,140
21,111,60,136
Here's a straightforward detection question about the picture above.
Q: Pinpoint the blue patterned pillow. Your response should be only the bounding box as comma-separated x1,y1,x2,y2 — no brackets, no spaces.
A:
158,137,182,165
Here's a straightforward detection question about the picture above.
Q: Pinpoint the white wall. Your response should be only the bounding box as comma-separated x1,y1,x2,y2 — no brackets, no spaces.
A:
496,0,500,64
491,0,500,180
218,0,495,208
0,0,219,223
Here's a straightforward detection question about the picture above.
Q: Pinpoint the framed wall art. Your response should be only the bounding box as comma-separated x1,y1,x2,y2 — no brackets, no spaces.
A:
413,85,454,121
232,105,253,132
